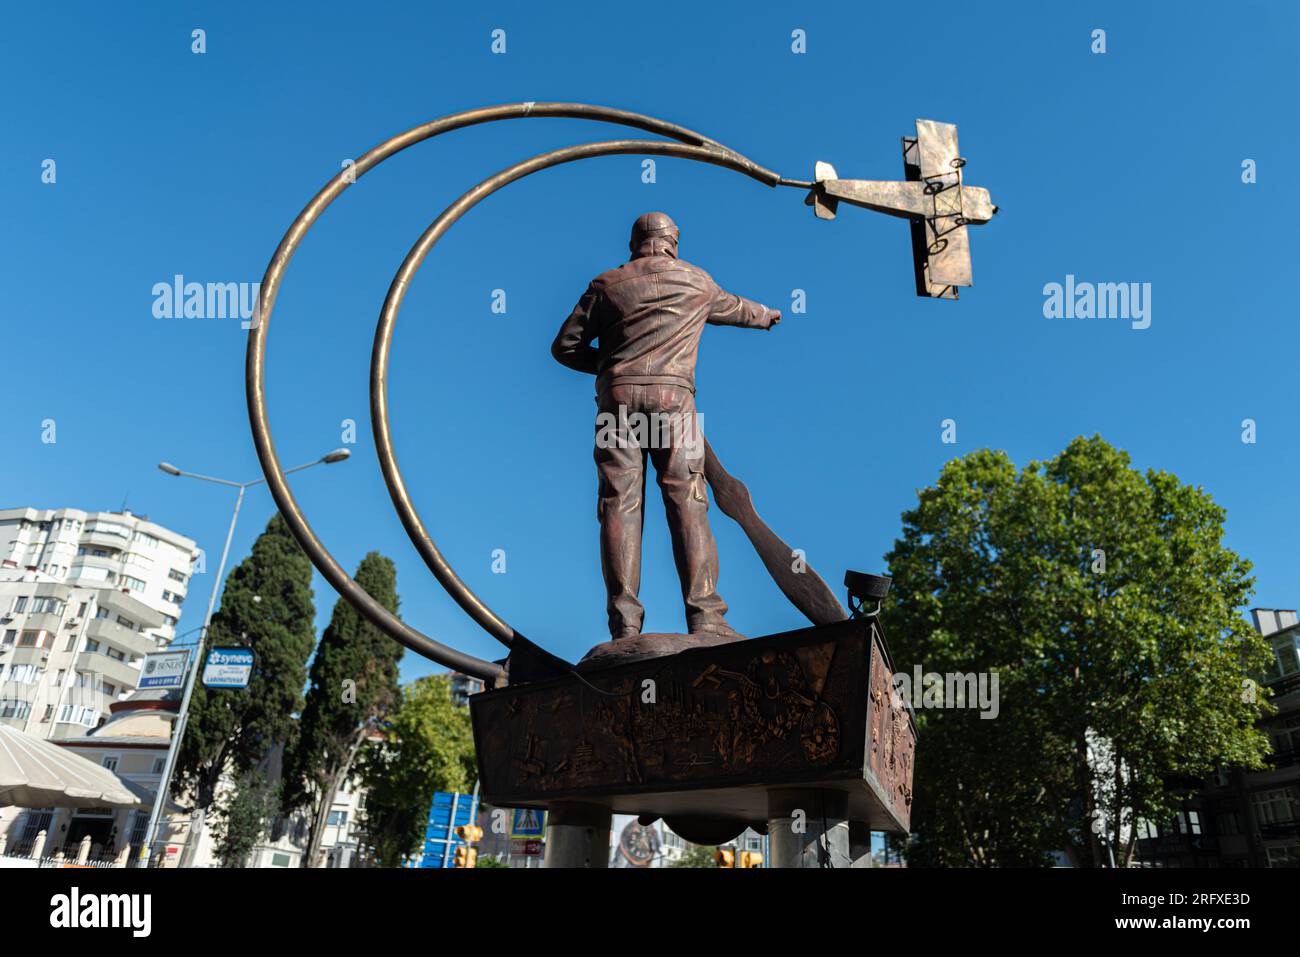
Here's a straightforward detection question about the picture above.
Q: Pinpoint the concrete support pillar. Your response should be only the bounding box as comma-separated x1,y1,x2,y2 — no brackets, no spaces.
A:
849,821,873,868
543,802,611,868
766,789,851,869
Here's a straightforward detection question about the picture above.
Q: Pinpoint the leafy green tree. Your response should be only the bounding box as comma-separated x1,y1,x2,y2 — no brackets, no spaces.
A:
885,436,1272,867
212,770,280,868
668,844,719,868
171,512,317,866
286,553,403,867
357,674,476,867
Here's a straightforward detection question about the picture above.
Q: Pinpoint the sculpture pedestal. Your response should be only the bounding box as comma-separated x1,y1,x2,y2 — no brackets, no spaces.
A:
469,616,916,863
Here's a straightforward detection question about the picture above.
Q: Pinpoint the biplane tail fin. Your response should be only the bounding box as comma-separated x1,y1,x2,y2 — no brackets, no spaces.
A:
803,161,840,220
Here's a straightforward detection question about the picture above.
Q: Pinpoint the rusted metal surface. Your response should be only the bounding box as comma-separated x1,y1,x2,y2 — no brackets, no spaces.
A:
470,617,916,833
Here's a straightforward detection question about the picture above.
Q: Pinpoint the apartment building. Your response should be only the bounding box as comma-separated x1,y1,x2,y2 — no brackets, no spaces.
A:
1134,608,1300,867
0,506,198,741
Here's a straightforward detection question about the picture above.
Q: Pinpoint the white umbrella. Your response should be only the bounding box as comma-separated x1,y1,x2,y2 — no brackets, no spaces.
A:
0,725,144,809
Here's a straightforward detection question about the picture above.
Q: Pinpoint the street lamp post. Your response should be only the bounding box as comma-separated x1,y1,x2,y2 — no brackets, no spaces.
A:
137,448,350,868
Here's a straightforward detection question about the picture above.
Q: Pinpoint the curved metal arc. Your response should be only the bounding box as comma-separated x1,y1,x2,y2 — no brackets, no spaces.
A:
372,138,780,653
246,103,779,678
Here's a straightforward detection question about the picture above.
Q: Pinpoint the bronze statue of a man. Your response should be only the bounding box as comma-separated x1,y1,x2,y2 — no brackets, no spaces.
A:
552,212,782,642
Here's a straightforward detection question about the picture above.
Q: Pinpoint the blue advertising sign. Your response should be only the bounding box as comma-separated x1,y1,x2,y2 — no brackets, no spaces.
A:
202,647,254,688
417,790,478,868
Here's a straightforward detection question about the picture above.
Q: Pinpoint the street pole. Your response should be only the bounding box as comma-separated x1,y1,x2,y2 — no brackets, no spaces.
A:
138,485,243,868
137,449,349,867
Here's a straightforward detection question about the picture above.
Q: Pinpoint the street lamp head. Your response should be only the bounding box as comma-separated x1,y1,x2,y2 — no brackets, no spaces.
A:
322,448,351,464
158,462,182,476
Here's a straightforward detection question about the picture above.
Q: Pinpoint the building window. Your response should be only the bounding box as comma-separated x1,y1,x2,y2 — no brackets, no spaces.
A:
123,576,146,594
8,664,43,684
2,629,15,645
1268,716,1300,765
87,521,129,539
1265,844,1300,867
1216,811,1241,836
152,758,165,774
41,705,53,722
128,810,149,851
30,597,65,616
102,756,119,772
12,597,28,614
1251,788,1298,827
327,810,348,827
115,614,136,631
18,630,46,648
57,704,98,728
168,569,187,583
0,699,31,720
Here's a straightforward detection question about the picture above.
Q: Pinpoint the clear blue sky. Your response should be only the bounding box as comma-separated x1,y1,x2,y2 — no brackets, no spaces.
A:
3,1,1297,683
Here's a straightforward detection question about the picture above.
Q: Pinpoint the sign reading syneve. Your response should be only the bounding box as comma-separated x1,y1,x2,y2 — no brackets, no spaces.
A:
202,647,254,688
139,650,189,689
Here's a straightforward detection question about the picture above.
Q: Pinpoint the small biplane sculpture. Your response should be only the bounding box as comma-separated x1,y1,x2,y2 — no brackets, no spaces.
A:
806,119,998,299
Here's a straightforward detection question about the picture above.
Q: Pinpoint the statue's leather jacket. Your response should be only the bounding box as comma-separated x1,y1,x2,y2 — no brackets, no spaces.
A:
552,236,778,395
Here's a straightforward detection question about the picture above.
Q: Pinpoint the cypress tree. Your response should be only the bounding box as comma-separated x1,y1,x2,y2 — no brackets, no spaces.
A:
286,552,403,867
171,511,316,866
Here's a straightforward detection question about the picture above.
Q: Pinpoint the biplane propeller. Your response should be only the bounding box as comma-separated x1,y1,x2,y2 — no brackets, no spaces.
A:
804,118,998,299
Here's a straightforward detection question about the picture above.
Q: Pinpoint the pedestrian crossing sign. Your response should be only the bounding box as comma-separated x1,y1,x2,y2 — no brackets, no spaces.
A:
510,808,545,839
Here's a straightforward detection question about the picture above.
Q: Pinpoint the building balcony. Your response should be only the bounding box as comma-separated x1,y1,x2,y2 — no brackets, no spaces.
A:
75,650,141,690
80,529,128,551
86,617,158,658
9,646,53,668
1259,820,1300,841
31,582,73,602
95,588,164,629
24,612,63,635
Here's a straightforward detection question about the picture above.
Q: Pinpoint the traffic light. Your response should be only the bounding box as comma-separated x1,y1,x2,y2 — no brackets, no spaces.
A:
739,851,763,868
713,848,735,868
453,824,483,868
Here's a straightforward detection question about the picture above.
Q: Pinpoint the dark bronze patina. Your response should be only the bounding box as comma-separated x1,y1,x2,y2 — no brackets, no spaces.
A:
470,616,916,841
551,211,782,642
